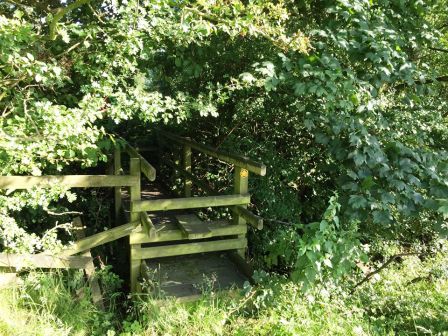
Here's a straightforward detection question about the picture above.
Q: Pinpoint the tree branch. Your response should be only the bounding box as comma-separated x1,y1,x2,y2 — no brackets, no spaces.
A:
395,75,448,90
350,252,425,294
49,0,92,40
428,46,448,53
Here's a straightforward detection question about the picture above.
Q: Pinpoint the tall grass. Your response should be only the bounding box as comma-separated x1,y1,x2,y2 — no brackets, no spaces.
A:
0,246,447,336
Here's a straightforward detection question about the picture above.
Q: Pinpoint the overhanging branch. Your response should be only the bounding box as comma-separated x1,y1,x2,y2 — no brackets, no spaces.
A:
49,0,92,40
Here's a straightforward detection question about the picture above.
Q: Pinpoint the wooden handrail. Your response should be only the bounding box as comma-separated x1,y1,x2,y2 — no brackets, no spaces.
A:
131,194,250,212
159,130,266,176
165,157,264,230
123,143,156,181
0,175,139,189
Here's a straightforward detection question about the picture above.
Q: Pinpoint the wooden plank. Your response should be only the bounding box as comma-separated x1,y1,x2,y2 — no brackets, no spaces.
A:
159,130,267,176
114,147,122,220
125,144,156,181
183,144,192,197
131,194,250,212
142,253,248,300
0,175,138,189
129,157,142,293
175,214,212,239
72,217,104,310
227,251,254,281
134,238,247,259
60,221,138,256
233,166,248,258
140,212,157,238
233,205,263,230
156,163,263,230
129,219,247,244
0,254,92,269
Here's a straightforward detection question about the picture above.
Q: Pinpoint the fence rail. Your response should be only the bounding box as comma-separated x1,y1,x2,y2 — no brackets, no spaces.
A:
0,175,139,189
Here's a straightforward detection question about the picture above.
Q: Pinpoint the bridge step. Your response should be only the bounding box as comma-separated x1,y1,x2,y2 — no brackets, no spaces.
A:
175,214,212,239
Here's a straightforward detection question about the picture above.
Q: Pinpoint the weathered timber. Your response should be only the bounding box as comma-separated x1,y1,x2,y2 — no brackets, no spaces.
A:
114,147,123,219
175,214,212,239
129,158,142,292
160,161,263,230
60,221,138,256
233,205,263,230
72,217,104,310
159,130,266,176
0,175,138,189
0,254,93,269
131,194,250,212
183,144,192,197
233,166,249,258
140,212,157,238
133,237,247,259
124,144,156,181
129,219,246,244
141,253,248,300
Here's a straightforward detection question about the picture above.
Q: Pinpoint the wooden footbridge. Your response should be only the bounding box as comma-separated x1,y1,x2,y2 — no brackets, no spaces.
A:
0,131,266,299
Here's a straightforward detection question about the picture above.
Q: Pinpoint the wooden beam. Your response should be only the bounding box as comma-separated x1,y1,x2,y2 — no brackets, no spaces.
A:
131,194,250,212
159,130,266,176
0,175,139,189
133,238,247,259
60,221,139,256
183,144,192,197
156,162,262,230
124,144,156,181
129,219,247,244
72,217,104,310
129,157,142,293
175,214,212,239
233,205,263,230
114,147,122,220
140,212,157,239
233,166,249,258
0,254,92,269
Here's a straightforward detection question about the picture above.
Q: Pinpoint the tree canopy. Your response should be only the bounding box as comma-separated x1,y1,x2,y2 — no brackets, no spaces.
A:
0,0,447,286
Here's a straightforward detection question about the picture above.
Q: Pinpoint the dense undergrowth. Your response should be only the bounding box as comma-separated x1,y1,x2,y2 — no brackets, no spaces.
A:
1,241,447,336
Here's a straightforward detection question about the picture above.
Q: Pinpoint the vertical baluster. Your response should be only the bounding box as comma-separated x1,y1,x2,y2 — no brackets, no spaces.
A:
233,166,249,258
183,144,192,197
129,157,141,292
114,147,122,221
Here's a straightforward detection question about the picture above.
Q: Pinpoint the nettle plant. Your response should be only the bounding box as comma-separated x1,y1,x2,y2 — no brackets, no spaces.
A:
264,195,366,290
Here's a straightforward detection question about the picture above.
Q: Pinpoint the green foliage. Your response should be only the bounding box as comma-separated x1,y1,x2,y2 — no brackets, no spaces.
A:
263,195,366,289
1,246,447,335
0,0,310,252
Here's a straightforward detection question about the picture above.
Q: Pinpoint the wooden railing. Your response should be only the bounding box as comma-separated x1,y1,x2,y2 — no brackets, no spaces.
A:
156,130,265,230
0,142,156,294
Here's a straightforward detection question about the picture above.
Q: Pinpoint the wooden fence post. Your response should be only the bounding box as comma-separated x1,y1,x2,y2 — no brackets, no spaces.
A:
129,157,141,293
114,147,122,221
183,144,192,197
72,217,104,310
233,166,249,258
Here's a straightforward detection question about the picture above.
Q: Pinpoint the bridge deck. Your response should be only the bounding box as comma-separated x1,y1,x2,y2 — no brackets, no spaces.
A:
122,181,250,298
142,252,247,299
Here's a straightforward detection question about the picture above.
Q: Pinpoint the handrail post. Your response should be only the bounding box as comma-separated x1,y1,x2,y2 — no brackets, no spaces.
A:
233,166,249,258
183,144,192,197
114,147,122,221
129,157,141,292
